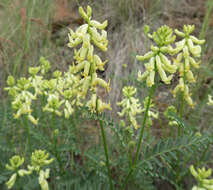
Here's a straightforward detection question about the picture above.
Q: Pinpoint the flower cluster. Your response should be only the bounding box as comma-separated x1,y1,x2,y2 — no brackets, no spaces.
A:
190,165,213,190
172,25,205,107
137,25,177,86
67,5,111,113
117,86,142,130
5,76,39,125
5,150,54,190
137,25,205,108
5,57,83,124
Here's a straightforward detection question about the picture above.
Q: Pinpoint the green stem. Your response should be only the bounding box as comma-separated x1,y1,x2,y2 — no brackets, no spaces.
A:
52,113,63,174
179,59,186,136
176,59,186,184
98,117,113,190
121,84,156,190
24,115,31,153
178,91,184,137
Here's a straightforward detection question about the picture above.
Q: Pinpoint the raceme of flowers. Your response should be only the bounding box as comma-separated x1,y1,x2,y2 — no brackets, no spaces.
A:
172,25,205,107
67,5,111,113
5,150,54,190
137,25,205,108
137,25,177,87
117,86,143,130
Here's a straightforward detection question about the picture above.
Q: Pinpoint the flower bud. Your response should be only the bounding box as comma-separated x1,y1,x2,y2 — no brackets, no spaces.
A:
87,5,92,18
175,29,185,37
136,51,154,61
18,169,32,176
189,35,205,45
79,6,89,21
90,20,108,30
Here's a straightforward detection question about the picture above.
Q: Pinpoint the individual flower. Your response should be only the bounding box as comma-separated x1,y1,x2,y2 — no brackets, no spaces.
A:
137,25,177,86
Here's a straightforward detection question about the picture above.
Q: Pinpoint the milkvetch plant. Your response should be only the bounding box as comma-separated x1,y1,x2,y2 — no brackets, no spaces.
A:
122,24,206,189
122,25,178,189
67,5,113,189
3,3,210,189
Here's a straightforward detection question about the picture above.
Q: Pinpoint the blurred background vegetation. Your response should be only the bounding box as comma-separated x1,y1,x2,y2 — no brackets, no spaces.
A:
0,0,213,189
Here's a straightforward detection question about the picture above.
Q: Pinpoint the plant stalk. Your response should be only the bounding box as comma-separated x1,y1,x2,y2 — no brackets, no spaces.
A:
24,116,31,153
52,113,63,174
98,117,114,190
